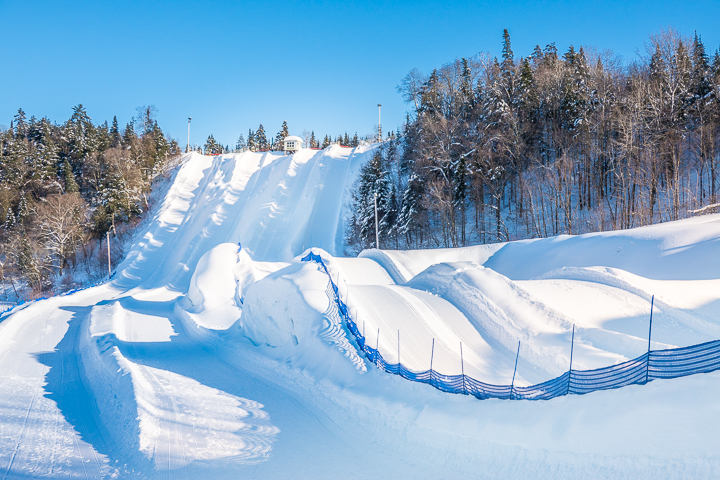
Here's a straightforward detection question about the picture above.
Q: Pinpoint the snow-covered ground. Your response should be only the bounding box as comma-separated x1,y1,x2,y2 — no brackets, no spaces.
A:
1,148,720,479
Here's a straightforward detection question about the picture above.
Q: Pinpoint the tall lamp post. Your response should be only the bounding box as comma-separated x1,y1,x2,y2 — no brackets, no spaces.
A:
377,104,382,143
187,117,192,152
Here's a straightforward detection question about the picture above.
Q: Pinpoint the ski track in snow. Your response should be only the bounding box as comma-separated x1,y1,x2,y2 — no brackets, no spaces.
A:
1,148,720,478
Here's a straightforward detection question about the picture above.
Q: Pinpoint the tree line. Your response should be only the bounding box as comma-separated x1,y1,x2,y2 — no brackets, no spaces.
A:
0,105,181,299
347,28,720,252
200,121,368,155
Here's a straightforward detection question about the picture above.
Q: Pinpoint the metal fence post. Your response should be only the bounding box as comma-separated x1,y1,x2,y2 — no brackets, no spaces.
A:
430,338,435,386
460,342,466,394
645,295,654,384
397,330,400,374
567,324,575,395
510,341,520,399
376,328,380,366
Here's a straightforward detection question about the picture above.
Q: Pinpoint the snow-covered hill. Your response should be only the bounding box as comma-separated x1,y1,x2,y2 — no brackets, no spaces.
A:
1,149,720,479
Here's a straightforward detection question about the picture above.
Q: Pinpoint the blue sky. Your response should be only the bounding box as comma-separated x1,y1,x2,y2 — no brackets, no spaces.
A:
1,0,718,148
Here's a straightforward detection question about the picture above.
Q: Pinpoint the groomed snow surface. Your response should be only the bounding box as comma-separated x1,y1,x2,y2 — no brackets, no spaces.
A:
2,148,720,478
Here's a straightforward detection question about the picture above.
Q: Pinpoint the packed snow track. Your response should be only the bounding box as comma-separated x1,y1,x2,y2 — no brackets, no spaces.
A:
1,149,720,479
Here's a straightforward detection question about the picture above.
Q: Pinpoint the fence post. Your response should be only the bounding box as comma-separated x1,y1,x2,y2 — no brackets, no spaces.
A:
376,328,380,366
567,324,575,395
510,341,520,399
460,342,466,395
430,338,435,385
397,330,400,375
645,294,654,384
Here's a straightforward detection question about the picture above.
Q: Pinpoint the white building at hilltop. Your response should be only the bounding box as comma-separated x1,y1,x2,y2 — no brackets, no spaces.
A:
283,135,303,153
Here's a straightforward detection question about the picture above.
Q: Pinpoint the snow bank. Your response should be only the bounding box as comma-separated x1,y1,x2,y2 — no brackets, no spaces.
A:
182,243,288,330
240,259,366,376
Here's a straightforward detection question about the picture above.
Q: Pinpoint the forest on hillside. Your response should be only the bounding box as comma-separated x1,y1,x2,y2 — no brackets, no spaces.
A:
346,28,720,252
0,105,181,299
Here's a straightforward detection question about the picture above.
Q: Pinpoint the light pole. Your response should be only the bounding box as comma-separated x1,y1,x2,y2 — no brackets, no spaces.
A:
377,104,382,143
374,192,380,249
187,117,192,152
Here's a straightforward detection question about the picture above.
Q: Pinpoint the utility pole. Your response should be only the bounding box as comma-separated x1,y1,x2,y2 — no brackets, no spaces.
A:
187,117,192,152
107,230,112,277
374,192,380,249
377,104,382,143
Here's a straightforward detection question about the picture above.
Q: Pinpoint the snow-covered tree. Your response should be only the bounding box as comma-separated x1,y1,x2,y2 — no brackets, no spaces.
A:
255,125,268,150
235,134,246,151
275,121,289,151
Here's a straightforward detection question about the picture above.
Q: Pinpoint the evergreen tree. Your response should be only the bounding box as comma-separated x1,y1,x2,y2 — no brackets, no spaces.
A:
25,117,59,188
691,32,712,101
66,104,96,166
309,131,317,148
17,192,29,225
3,208,15,230
501,29,515,79
203,134,222,154
62,159,79,193
275,121,289,151
96,120,110,152
235,134,246,151
530,44,544,64
255,125,268,150
122,121,136,148
151,122,169,172
321,135,331,148
399,173,425,243
247,129,256,151
110,116,122,148
350,151,394,248
13,109,27,139
419,69,440,115
560,45,591,132
459,57,474,117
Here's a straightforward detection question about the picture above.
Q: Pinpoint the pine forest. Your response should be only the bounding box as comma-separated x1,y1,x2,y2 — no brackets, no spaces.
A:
0,105,181,299
346,28,720,253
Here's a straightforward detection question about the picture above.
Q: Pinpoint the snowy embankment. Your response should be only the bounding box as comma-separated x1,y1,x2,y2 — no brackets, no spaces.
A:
1,147,720,479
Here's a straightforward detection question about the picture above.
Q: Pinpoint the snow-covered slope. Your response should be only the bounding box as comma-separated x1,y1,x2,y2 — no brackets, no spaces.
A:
1,148,720,479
